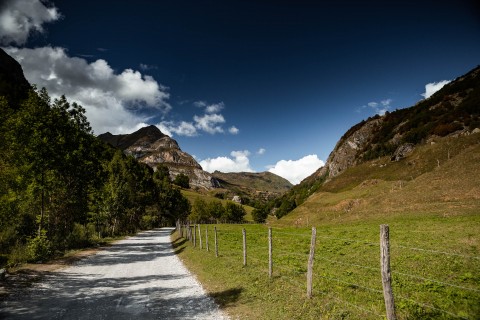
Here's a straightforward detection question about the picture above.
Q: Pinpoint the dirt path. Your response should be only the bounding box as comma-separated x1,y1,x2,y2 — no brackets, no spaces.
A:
0,228,228,319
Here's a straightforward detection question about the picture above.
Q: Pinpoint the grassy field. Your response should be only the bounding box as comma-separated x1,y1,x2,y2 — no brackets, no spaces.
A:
173,215,480,319
174,134,480,319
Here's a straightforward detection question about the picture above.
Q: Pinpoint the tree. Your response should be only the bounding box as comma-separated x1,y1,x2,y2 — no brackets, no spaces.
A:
252,205,268,223
173,173,190,189
224,202,246,223
207,200,225,222
189,198,210,223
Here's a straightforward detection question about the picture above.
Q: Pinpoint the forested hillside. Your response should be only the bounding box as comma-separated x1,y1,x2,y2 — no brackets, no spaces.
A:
0,49,192,267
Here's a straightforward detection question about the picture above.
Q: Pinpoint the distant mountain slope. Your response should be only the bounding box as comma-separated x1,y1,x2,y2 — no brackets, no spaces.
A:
212,171,292,203
0,48,31,107
275,132,480,226
272,65,480,218
98,126,217,189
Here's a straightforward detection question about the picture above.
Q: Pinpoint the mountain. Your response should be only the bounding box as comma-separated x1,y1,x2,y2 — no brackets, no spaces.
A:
0,48,31,107
273,65,480,218
98,125,218,189
212,171,292,203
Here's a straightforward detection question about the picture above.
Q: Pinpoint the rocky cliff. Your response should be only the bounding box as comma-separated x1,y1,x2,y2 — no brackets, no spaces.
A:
274,65,480,218
0,48,31,107
98,126,218,189
311,65,480,182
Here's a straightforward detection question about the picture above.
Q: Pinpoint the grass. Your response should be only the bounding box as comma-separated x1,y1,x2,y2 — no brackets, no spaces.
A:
173,216,480,319
173,134,480,319
173,215,480,319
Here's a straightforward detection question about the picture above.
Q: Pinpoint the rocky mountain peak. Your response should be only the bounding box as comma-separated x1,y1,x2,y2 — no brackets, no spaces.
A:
98,126,216,189
0,48,31,107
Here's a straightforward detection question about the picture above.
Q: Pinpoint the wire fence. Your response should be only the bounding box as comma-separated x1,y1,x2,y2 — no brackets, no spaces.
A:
176,221,480,319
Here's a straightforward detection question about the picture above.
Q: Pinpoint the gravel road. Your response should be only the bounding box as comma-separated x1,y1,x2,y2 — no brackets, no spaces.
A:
0,228,229,319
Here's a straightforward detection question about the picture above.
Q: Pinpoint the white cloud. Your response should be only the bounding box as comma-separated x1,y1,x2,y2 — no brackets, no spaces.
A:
158,120,197,137
205,102,224,113
193,113,225,134
0,0,60,45
421,80,451,99
139,63,157,71
268,155,324,185
4,46,171,134
229,126,239,134
257,148,266,155
200,150,253,173
361,98,393,116
193,100,207,108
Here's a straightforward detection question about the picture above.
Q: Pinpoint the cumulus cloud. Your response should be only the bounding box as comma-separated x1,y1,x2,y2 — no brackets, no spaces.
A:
257,148,266,155
193,113,225,134
200,150,253,173
161,100,238,137
0,0,60,45
4,46,171,134
359,98,393,116
158,120,197,137
229,126,239,134
268,155,324,185
421,80,451,99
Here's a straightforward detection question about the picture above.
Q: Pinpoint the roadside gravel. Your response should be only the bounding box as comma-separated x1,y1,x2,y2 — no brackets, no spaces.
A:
0,227,229,319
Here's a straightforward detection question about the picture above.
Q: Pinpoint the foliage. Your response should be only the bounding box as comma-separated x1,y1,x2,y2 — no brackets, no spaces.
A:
251,205,268,223
224,202,247,222
0,86,191,266
26,230,52,262
173,173,190,188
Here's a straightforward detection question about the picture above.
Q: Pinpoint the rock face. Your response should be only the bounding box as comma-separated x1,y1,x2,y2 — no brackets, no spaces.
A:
318,118,383,178
98,126,217,189
0,48,31,107
391,143,415,161
310,65,480,183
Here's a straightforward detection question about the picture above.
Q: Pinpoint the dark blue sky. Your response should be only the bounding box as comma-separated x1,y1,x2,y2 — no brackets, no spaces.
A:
4,0,480,183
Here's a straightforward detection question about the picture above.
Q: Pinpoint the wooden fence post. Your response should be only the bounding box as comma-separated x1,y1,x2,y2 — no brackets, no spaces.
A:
193,224,196,248
307,226,316,298
198,224,203,249
214,226,218,257
268,227,273,278
243,228,247,267
206,226,209,252
380,224,397,320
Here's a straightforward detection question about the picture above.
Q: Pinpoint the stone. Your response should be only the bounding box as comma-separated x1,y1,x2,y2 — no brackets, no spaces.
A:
391,143,415,161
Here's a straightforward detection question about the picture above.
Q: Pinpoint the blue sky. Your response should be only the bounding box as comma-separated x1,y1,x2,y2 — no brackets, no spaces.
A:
1,0,479,184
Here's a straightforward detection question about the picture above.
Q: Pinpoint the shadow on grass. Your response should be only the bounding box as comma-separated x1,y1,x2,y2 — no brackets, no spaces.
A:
209,287,243,307
171,237,187,255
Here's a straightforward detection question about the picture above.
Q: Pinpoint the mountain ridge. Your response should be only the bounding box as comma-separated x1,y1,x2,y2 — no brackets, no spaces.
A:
273,65,480,218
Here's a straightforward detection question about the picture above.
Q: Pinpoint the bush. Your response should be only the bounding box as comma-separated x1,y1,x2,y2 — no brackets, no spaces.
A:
173,173,190,188
26,230,52,262
251,206,268,223
66,223,96,249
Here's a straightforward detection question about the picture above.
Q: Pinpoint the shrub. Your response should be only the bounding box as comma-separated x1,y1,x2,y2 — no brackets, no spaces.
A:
26,230,52,262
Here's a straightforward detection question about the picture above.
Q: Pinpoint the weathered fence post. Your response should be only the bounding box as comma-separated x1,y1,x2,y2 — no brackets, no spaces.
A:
193,224,197,247
268,227,273,278
198,224,203,249
307,226,316,298
214,226,218,257
206,226,209,252
243,228,247,267
380,224,397,320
